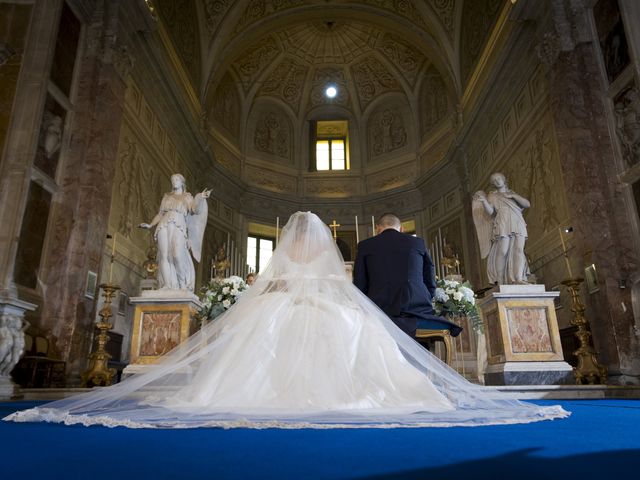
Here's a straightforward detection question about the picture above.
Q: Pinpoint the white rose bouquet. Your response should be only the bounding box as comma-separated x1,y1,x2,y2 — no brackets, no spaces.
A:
197,275,248,323
433,279,482,332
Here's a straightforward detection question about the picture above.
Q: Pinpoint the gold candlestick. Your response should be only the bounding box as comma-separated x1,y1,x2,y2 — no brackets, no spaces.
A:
561,277,607,385
81,283,119,387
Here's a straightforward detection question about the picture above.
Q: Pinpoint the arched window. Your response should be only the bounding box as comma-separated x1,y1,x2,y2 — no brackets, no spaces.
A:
311,120,349,171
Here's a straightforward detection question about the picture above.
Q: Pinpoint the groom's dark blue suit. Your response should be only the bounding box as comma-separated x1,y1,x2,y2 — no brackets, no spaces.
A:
353,228,462,337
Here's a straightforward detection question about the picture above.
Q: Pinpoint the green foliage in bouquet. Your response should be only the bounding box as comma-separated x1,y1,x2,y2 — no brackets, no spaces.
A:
197,275,248,323
433,279,483,333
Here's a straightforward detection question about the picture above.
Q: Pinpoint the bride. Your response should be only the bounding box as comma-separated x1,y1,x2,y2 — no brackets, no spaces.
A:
4,212,568,428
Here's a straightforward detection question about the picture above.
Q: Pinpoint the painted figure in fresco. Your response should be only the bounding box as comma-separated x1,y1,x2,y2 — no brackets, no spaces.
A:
472,172,530,285
139,174,211,291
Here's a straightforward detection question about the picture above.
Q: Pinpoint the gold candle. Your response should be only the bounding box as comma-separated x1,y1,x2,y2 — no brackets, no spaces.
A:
559,227,574,278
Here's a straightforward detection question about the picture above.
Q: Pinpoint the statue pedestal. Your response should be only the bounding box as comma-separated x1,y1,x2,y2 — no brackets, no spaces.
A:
139,278,158,295
477,285,573,385
122,291,201,378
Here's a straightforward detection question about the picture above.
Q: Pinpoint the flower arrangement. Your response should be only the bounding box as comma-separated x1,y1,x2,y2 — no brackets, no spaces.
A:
197,275,248,323
433,279,483,332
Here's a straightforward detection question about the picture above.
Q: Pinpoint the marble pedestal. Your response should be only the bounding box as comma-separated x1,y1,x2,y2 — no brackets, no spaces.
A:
477,285,573,386
0,296,37,400
122,290,201,378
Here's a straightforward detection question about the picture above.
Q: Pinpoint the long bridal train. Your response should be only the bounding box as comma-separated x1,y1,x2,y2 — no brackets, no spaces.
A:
4,212,569,429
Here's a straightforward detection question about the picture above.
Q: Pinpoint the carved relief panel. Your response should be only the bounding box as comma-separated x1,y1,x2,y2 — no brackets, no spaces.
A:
419,65,449,136
368,106,408,158
614,82,640,168
366,162,416,193
210,72,240,138
246,164,297,194
252,109,292,162
210,138,241,176
497,111,568,242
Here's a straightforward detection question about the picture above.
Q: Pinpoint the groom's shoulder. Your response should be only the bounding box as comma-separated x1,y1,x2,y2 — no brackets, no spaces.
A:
357,235,379,250
404,233,426,248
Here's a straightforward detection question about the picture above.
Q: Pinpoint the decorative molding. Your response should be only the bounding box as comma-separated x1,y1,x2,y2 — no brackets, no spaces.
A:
276,21,379,64
232,0,305,36
305,178,359,197
351,55,401,112
232,35,281,94
210,138,241,176
427,0,455,38
258,56,308,114
359,0,428,30
246,165,297,194
308,67,350,109
202,0,234,36
366,162,416,193
376,32,426,87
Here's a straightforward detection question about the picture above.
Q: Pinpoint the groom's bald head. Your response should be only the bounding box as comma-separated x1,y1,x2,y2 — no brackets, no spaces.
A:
376,213,402,233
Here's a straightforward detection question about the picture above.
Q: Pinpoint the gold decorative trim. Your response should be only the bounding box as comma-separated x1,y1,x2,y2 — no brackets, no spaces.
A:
130,302,198,365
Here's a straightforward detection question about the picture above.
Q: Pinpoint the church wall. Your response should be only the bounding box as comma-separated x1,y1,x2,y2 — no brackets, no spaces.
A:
423,1,640,383
0,0,251,385
0,3,32,164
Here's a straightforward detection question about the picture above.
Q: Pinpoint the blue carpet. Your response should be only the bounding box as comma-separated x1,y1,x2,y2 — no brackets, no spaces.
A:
1,400,638,479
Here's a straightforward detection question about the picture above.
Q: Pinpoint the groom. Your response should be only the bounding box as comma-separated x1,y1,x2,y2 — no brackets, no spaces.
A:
353,213,462,338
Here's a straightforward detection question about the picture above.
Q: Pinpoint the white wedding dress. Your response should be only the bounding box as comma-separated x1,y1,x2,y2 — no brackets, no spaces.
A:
4,212,568,428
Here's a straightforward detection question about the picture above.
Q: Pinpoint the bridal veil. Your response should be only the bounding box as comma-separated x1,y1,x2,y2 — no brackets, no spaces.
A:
4,212,568,428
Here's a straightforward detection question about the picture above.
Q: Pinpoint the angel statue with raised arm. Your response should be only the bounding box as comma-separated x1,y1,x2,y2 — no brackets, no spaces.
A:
472,172,531,285
139,173,211,291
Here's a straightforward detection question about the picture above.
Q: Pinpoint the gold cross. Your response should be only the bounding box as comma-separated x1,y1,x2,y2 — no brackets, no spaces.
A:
329,220,341,240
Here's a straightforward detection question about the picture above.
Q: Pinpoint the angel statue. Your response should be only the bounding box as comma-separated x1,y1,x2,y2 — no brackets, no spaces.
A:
472,172,531,285
139,173,211,291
